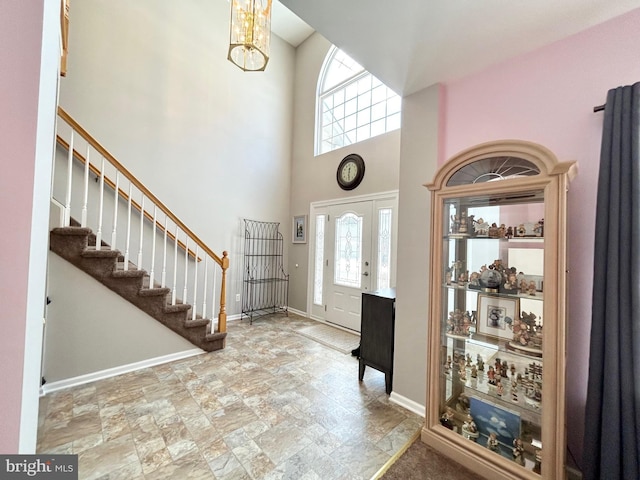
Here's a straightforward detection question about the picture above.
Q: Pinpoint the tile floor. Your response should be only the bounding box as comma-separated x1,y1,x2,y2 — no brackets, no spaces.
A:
37,313,423,479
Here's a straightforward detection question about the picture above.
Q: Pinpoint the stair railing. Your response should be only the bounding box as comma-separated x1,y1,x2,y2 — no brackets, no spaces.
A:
53,107,228,338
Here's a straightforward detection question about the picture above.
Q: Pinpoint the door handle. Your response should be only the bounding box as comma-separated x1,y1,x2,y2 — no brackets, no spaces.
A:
363,272,369,276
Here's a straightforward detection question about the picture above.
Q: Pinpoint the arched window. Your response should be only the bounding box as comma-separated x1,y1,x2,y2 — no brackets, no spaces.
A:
316,47,401,155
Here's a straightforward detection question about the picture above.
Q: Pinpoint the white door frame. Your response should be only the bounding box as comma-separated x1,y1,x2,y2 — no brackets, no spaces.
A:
306,190,399,322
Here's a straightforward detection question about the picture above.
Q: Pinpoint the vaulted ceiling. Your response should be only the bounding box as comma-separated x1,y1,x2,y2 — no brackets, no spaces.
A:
278,0,640,95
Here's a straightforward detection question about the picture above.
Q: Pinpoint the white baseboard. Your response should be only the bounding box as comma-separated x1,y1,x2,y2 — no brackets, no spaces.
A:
287,307,307,317
389,391,425,418
40,348,203,395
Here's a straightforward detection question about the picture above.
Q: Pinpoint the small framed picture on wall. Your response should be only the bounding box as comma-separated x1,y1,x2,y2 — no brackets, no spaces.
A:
293,215,307,244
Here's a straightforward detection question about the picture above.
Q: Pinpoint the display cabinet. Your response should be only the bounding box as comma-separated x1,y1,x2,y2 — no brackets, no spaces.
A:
422,141,576,480
359,288,396,394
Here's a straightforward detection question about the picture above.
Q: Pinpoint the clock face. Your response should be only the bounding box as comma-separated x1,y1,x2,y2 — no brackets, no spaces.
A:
341,161,358,182
337,154,365,190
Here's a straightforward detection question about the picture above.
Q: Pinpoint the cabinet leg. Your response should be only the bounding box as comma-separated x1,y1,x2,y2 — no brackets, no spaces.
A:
385,373,392,394
358,360,365,381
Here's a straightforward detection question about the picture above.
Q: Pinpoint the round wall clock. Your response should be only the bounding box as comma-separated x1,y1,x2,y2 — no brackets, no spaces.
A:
336,153,365,190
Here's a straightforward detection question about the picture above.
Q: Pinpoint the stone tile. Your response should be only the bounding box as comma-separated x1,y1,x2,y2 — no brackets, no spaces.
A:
133,435,170,473
94,459,143,480
73,402,100,416
208,401,260,436
185,423,221,445
167,438,198,460
243,419,271,438
38,441,73,455
77,433,138,480
39,411,103,451
254,419,313,465
223,427,252,449
376,420,422,455
101,410,131,441
238,450,276,479
36,314,425,480
206,451,243,478
200,436,230,464
330,437,391,479
72,432,104,454
145,451,215,480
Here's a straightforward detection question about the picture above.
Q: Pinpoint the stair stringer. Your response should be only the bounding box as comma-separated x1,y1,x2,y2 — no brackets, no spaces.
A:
49,226,226,352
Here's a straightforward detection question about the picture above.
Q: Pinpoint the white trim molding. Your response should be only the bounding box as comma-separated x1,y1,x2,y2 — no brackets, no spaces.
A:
307,190,399,320
389,391,425,418
40,348,203,395
287,307,307,317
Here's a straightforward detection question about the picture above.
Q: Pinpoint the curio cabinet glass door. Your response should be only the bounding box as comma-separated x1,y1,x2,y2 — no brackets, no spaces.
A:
422,140,576,480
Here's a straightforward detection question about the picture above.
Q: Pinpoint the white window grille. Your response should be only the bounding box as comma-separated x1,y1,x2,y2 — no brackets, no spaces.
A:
316,47,401,155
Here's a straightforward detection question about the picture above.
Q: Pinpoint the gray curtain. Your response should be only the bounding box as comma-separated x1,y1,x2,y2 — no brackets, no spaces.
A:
583,82,640,480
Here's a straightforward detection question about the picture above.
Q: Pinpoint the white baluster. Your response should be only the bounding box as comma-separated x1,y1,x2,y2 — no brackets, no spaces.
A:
95,157,105,250
183,238,189,307
211,269,217,333
172,225,179,305
192,245,198,320
202,256,208,320
81,144,89,227
149,205,157,288
124,183,132,271
111,171,119,249
137,195,145,270
63,130,74,226
161,215,168,288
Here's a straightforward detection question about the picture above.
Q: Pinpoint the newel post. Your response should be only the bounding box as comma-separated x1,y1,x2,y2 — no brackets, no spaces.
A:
218,251,229,336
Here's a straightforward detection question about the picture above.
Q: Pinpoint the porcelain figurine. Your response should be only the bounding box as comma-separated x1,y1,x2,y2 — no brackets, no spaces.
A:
476,354,484,371
440,407,455,430
486,432,499,452
487,366,496,385
513,438,525,466
462,414,479,442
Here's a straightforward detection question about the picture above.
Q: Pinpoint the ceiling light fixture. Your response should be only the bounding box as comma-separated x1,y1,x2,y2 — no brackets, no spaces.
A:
228,0,272,72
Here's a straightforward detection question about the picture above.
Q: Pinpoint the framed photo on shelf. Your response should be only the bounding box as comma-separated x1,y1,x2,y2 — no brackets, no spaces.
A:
469,396,521,451
477,294,519,340
292,215,307,244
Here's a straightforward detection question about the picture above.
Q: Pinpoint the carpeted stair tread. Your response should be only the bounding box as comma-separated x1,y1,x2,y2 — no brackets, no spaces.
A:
165,303,191,313
49,224,224,353
114,260,141,271
82,248,120,258
51,226,92,236
185,318,210,328
138,287,171,297
206,331,227,342
141,277,165,290
112,268,147,278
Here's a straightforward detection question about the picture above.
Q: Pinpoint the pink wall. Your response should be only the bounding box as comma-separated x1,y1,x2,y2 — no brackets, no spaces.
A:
442,8,640,468
0,0,45,452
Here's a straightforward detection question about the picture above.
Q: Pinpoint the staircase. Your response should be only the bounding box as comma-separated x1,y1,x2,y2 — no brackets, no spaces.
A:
50,225,226,352
52,107,229,353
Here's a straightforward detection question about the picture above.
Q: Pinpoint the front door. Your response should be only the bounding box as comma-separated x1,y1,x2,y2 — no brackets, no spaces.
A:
325,201,372,331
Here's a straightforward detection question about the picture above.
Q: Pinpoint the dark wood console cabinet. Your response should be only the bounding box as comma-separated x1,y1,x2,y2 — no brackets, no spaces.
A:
358,287,396,394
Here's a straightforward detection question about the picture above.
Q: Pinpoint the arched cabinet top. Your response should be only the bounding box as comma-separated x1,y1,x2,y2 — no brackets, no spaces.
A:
425,140,577,191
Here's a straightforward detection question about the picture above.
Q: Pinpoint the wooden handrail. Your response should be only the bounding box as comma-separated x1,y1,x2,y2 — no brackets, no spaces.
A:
56,135,203,262
57,106,224,267
60,0,69,77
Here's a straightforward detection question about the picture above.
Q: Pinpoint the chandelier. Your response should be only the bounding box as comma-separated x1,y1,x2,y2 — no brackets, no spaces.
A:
228,0,272,72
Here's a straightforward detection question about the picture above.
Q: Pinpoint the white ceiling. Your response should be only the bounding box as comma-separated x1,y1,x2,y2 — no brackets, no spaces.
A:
276,0,640,95
271,0,314,47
